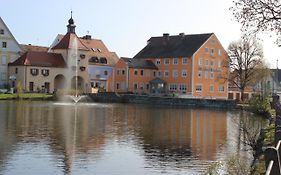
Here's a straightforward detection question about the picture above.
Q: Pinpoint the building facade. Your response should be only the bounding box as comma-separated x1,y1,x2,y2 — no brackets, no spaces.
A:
0,17,23,88
8,15,118,93
111,33,229,99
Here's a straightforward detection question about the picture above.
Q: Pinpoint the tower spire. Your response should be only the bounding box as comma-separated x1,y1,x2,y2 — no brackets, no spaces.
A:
67,11,76,33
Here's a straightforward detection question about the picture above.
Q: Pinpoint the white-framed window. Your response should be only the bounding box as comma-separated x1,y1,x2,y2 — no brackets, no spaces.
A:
116,69,120,75
218,49,222,56
164,58,170,65
196,84,202,92
116,82,120,90
134,69,138,75
1,56,7,65
122,69,126,75
205,71,208,79
140,69,144,76
210,48,215,55
164,70,169,77
210,60,214,67
210,85,214,92
218,60,222,67
2,42,7,48
179,84,187,92
182,57,187,65
198,58,203,66
182,70,187,77
173,58,178,65
219,85,225,92
205,59,209,66
198,71,202,78
210,71,214,79
173,70,178,77
156,59,161,65
0,29,4,35
169,84,177,91
134,83,138,90
205,48,209,53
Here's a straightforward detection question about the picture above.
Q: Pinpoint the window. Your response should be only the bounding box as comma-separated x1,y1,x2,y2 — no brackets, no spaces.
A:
122,69,125,75
156,59,161,65
30,68,39,76
210,71,214,79
157,71,162,77
15,68,18,74
89,57,99,63
173,58,178,65
153,71,156,77
218,60,222,67
210,49,214,55
41,69,49,76
121,82,125,90
116,83,119,90
198,71,202,78
91,48,96,52
173,70,178,78
100,57,107,64
80,54,86,59
219,85,225,92
205,48,209,53
134,70,138,75
2,42,7,48
97,48,102,52
0,29,4,35
116,69,120,75
182,57,187,65
198,58,203,66
182,70,187,77
140,69,144,76
218,49,222,56
1,73,6,81
205,59,209,66
164,71,169,77
179,84,187,92
164,58,170,65
134,83,138,90
29,82,34,92
140,83,144,90
104,70,108,76
146,84,149,90
196,85,202,92
210,60,214,66
210,85,214,92
205,71,208,79
169,84,177,91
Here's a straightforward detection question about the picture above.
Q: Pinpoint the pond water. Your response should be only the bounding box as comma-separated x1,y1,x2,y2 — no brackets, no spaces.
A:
0,101,267,175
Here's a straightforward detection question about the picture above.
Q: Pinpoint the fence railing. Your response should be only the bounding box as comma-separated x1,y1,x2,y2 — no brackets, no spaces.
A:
265,95,281,175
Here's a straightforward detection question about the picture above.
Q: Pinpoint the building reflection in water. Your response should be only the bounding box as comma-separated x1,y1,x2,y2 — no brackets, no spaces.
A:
0,101,263,174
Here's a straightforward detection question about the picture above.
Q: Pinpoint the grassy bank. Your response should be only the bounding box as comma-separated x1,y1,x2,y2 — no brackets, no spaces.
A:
0,93,53,100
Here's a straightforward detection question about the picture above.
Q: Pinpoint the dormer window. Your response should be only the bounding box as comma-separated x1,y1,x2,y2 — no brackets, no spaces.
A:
91,48,96,52
100,57,107,64
41,69,49,76
97,48,102,52
89,57,99,63
0,29,4,35
30,68,39,76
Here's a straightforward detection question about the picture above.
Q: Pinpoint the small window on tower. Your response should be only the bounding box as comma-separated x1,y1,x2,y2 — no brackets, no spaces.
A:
0,29,4,35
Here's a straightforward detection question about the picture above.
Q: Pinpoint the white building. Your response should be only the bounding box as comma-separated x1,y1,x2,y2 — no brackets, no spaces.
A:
0,17,22,88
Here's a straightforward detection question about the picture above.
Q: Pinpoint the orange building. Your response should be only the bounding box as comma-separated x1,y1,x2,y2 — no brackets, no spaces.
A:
111,33,229,99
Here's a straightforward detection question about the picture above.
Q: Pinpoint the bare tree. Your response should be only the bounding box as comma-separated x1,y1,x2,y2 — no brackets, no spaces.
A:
228,37,265,101
231,0,281,42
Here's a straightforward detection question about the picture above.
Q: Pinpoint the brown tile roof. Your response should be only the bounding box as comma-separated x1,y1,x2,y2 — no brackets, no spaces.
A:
52,33,89,51
8,51,67,67
120,57,158,69
20,44,49,52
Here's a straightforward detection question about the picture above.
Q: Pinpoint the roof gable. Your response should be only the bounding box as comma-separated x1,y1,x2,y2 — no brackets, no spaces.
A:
134,33,213,59
52,32,89,51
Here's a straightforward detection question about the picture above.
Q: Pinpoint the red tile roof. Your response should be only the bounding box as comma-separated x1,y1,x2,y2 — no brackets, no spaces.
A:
52,33,89,51
20,44,49,52
9,51,67,67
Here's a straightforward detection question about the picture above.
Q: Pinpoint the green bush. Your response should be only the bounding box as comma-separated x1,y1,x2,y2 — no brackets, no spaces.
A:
248,95,271,115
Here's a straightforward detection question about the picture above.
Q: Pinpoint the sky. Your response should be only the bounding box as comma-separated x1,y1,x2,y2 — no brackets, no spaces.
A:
1,0,280,68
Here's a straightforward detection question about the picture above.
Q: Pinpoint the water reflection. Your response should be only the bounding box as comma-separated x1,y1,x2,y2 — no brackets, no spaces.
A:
0,101,266,175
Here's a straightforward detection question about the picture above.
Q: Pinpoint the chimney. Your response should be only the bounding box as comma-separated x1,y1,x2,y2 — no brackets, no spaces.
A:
83,35,92,40
179,33,185,38
163,33,170,40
